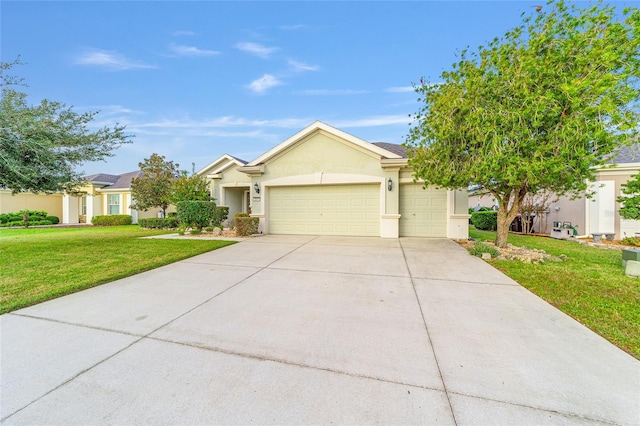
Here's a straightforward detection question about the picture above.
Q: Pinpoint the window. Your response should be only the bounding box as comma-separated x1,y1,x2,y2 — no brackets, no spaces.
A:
81,196,87,215
108,194,120,215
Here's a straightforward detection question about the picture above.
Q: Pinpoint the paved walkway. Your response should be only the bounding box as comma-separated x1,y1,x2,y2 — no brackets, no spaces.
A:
1,236,638,424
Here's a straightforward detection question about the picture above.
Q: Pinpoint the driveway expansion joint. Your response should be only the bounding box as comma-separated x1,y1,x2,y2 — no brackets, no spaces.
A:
400,239,459,425
145,335,446,394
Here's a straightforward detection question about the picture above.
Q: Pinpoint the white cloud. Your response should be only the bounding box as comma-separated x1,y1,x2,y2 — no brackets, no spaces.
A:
288,59,319,72
169,43,220,57
386,86,415,93
75,48,156,70
295,89,369,96
235,42,278,59
247,74,283,94
171,30,195,36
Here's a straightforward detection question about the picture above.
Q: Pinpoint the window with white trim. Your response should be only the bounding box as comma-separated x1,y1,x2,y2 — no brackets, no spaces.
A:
108,194,120,215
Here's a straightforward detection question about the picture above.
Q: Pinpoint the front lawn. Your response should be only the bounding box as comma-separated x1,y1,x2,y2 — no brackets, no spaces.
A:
0,226,235,314
469,228,640,359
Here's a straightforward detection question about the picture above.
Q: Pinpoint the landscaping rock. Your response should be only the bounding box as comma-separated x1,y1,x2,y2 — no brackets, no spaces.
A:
481,252,492,260
212,227,222,236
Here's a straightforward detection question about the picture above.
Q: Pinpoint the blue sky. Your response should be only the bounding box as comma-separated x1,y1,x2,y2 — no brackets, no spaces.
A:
3,1,634,175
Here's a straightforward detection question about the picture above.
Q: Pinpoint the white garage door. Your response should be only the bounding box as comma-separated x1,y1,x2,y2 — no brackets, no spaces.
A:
400,184,447,237
268,184,380,236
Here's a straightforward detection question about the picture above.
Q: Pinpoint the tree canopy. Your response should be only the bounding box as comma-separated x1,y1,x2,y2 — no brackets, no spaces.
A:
130,153,180,216
405,0,640,247
0,60,131,194
171,171,212,205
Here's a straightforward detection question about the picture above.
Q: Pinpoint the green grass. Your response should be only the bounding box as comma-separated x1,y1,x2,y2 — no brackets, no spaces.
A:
470,228,640,359
0,226,235,314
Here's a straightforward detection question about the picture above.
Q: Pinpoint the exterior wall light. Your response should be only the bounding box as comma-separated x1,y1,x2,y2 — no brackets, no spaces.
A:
387,178,393,192
254,183,260,194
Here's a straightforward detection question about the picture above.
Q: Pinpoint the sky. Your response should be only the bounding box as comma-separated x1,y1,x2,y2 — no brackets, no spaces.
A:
3,1,636,176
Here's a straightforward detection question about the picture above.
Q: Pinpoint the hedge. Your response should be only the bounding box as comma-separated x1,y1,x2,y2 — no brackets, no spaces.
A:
471,211,498,231
0,210,48,224
45,216,60,225
138,217,180,229
235,216,259,236
91,215,133,226
177,201,217,229
0,220,53,227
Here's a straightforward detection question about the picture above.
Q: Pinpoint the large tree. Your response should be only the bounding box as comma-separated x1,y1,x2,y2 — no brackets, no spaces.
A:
0,59,131,194
405,0,640,247
171,171,211,205
130,153,180,217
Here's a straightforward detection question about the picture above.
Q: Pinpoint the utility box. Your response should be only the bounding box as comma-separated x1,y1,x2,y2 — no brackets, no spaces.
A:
551,221,574,239
622,249,640,267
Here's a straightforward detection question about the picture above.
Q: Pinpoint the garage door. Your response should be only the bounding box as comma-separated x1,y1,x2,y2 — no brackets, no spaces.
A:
268,184,380,236
400,184,447,237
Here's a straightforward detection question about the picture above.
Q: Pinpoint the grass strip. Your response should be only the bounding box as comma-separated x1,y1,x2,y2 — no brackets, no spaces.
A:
0,226,235,314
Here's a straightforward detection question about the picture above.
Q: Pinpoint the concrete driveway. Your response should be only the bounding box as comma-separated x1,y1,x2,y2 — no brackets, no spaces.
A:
1,235,638,425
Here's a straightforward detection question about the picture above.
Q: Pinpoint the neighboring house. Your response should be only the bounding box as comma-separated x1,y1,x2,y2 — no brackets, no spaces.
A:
199,121,470,239
0,190,63,219
467,144,640,239
553,144,640,239
61,171,168,225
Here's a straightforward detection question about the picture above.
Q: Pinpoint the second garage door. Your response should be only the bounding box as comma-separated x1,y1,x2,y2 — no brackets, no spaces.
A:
399,184,447,237
268,184,380,236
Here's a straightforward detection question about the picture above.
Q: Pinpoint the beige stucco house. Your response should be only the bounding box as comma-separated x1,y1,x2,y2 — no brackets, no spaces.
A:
467,144,640,239
199,121,470,239
1,171,165,225
0,190,63,218
551,144,640,240
61,171,167,224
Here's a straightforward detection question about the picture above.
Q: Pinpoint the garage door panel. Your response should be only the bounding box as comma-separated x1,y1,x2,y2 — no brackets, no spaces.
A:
269,184,380,236
400,184,447,237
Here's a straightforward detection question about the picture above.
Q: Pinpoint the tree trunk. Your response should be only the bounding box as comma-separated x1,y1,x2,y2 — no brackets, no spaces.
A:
495,190,525,248
496,207,511,248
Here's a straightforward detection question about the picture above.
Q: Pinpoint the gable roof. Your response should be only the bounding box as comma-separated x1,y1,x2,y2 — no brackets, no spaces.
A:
85,171,142,190
607,144,640,165
372,142,407,158
197,154,247,176
245,121,403,166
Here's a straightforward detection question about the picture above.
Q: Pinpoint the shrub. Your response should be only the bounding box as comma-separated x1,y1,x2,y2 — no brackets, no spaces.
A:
471,211,498,231
0,210,48,225
138,217,180,229
235,216,259,237
469,241,501,258
177,201,217,230
621,237,640,247
45,216,60,225
214,206,230,227
190,229,202,235
92,215,133,226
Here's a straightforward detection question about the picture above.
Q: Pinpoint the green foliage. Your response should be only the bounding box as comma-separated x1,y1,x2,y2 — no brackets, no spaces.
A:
138,217,180,229
471,211,498,230
190,228,202,235
215,206,230,227
0,226,235,314
469,241,500,258
176,201,217,230
45,216,59,225
172,172,211,204
91,215,132,226
0,59,131,194
621,237,640,247
618,174,640,220
130,153,180,216
0,210,47,224
468,206,492,214
235,216,259,236
405,1,640,247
